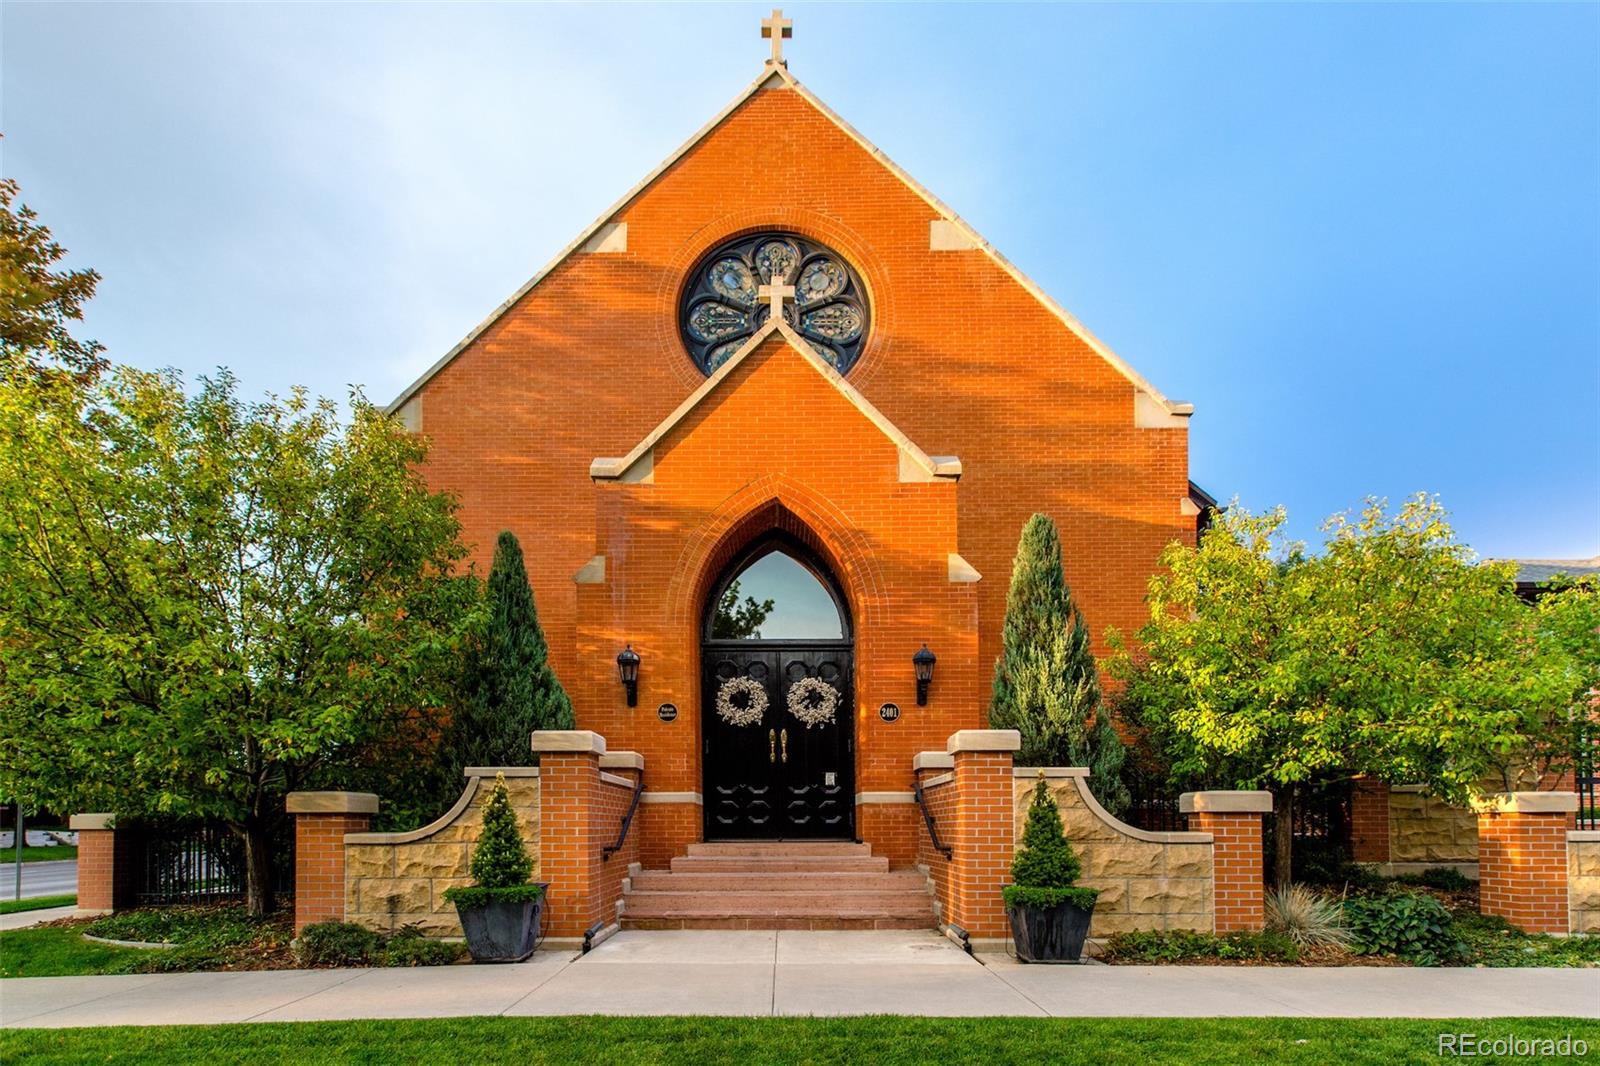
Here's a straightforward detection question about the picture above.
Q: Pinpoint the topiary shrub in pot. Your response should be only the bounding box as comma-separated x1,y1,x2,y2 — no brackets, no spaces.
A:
1004,775,1099,963
443,772,546,963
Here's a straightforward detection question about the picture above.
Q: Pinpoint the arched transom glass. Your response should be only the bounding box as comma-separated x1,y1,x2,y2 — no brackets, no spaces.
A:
708,549,847,641
680,232,870,376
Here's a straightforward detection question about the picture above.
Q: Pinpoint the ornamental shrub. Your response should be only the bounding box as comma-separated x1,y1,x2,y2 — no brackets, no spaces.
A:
444,772,541,907
1002,776,1098,912
297,922,382,967
1344,890,1465,966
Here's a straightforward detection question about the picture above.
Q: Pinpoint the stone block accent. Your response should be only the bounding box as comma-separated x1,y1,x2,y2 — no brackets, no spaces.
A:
1568,831,1600,935
1015,771,1214,938
1182,790,1271,933
1477,792,1576,934
340,769,541,937
1390,786,1479,863
289,794,375,934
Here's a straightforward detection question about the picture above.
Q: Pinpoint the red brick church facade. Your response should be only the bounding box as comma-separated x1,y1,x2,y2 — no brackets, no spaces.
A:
386,57,1200,872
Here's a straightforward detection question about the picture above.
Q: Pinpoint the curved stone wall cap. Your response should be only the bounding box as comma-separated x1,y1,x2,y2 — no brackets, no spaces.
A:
531,730,607,754
69,813,116,831
463,766,540,778
1477,791,1578,815
912,752,955,771
1013,767,1088,779
599,751,645,771
285,792,380,815
946,729,1022,754
1178,791,1273,814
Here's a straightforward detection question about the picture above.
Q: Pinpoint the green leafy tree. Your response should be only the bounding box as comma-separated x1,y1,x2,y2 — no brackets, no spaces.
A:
1003,776,1098,911
710,579,775,640
1113,495,1586,886
453,532,574,770
989,514,1129,813
0,364,479,914
0,179,105,383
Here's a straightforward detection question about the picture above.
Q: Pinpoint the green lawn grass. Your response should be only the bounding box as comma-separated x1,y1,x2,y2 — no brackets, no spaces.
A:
3,1017,1597,1065
0,925,137,978
0,893,76,915
3,844,78,863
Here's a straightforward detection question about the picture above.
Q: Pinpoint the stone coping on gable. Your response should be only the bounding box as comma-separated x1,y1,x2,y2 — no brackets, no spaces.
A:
1179,791,1274,815
286,792,380,815
344,773,495,845
1066,774,1212,846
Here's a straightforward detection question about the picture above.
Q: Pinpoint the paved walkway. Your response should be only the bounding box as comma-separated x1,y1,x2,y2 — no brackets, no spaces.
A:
0,905,77,932
2,931,1595,1028
0,859,77,899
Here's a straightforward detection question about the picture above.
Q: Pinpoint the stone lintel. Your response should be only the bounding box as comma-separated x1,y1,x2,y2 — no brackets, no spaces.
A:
599,751,645,771
463,766,540,779
1478,791,1578,815
531,730,607,755
1013,767,1088,779
912,752,954,772
947,729,1021,754
69,813,117,831
1179,790,1273,815
285,792,380,815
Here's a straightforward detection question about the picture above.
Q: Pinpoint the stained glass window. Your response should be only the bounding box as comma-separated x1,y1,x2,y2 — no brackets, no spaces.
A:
680,233,870,376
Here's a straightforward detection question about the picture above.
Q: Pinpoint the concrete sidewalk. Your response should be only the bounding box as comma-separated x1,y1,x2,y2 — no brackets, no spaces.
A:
2,931,1595,1028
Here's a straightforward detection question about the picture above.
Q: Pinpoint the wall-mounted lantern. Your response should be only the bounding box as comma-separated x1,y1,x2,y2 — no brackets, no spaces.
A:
913,644,936,706
616,644,641,707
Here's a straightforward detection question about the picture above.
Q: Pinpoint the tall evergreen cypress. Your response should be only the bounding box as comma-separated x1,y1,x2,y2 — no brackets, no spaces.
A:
454,531,574,768
989,514,1130,813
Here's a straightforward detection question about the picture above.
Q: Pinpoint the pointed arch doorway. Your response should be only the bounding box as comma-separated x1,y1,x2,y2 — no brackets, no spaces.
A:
701,533,855,840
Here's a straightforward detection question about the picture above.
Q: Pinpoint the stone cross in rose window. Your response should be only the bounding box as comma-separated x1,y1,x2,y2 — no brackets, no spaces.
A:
757,283,795,327
761,9,793,66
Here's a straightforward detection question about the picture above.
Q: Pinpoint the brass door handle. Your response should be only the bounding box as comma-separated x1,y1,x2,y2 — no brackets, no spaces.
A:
769,729,776,764
781,728,788,763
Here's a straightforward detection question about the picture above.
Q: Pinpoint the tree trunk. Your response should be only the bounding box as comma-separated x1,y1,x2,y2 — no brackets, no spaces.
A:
1273,786,1295,889
241,819,276,918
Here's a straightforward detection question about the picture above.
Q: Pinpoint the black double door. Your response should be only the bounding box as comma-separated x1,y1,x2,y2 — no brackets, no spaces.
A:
702,642,854,840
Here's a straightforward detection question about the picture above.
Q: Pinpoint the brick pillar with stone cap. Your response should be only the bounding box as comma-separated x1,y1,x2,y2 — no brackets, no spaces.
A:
1477,791,1577,934
533,730,608,943
945,729,1020,946
1349,778,1391,865
70,813,139,916
286,791,378,933
1181,790,1272,933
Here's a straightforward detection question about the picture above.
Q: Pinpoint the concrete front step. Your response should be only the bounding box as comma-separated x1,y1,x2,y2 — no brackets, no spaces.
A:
621,916,935,931
670,855,890,873
632,869,926,892
624,891,932,916
686,841,872,857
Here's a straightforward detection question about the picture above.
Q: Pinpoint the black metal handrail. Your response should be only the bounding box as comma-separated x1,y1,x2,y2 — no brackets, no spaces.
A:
915,781,953,860
602,773,645,861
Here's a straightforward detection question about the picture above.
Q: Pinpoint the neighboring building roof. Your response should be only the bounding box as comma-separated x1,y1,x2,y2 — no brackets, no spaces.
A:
589,318,961,484
1503,556,1600,588
386,60,1192,422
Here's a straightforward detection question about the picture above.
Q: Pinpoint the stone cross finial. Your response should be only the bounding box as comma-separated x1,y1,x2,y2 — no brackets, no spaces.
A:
757,283,794,323
761,9,793,66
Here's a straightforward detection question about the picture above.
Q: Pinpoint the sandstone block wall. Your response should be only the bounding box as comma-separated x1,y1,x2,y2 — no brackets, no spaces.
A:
1014,769,1213,937
343,769,540,937
1569,832,1600,935
1389,786,1478,863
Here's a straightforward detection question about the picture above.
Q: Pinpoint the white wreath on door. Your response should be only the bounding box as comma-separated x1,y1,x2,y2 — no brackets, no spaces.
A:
786,677,840,729
715,676,768,727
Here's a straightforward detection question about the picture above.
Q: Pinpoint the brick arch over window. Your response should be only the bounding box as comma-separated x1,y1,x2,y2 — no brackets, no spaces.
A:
663,477,890,639
652,207,899,393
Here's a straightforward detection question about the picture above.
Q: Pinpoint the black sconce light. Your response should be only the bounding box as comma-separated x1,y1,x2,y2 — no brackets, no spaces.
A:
913,644,936,706
616,644,641,707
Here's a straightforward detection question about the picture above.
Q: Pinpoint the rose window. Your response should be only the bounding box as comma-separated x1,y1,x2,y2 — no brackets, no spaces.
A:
680,232,870,376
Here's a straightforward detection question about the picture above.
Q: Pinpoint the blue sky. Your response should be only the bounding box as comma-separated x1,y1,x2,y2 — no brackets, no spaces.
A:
4,3,1596,559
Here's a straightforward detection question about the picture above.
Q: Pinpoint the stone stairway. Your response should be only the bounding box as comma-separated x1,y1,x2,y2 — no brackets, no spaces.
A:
621,841,936,930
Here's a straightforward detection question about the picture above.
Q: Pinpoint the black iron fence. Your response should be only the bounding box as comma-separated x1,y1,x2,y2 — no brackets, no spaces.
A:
1578,720,1599,832
134,819,294,905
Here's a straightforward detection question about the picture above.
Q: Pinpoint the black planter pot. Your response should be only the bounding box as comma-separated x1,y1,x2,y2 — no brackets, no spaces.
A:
1007,899,1095,963
455,885,547,963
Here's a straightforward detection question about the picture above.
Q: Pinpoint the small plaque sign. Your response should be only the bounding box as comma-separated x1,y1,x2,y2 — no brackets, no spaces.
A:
879,702,901,723
657,702,678,723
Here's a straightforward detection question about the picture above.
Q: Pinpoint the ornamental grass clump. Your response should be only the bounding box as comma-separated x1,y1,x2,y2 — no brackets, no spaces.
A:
1265,884,1351,948
1002,777,1099,912
443,773,543,909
